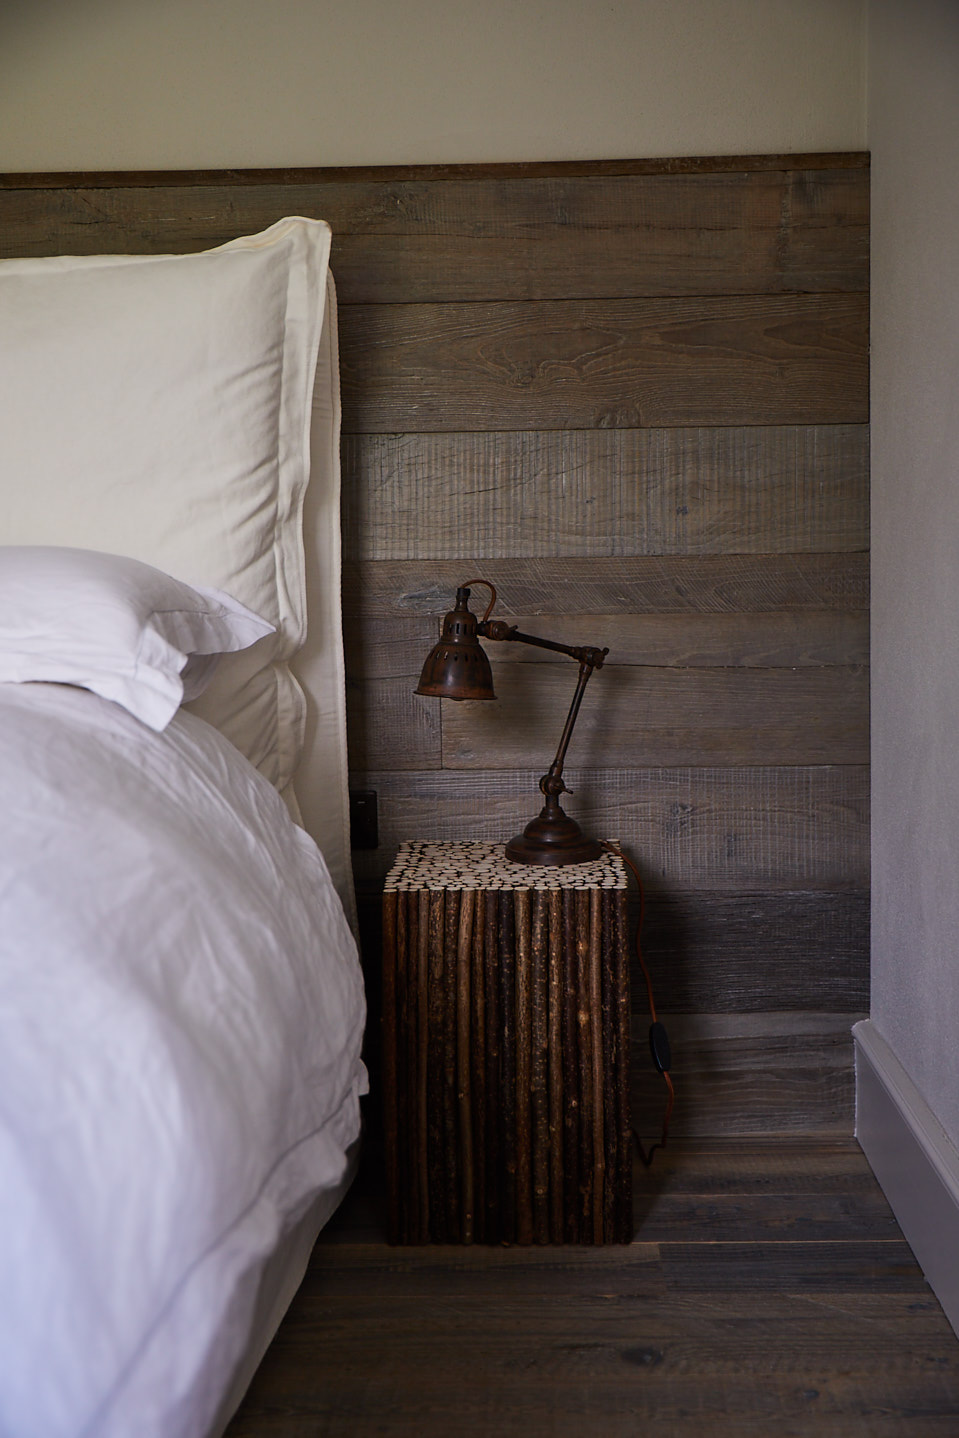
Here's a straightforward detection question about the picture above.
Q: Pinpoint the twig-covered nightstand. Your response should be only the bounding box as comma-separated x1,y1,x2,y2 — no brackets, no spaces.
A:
382,841,632,1245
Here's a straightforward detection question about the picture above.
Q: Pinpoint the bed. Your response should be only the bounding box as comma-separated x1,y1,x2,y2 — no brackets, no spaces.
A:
0,217,367,1437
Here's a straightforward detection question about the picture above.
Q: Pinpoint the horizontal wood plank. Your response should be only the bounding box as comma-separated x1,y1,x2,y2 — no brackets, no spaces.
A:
346,674,441,772
0,168,867,303
227,1136,959,1438
326,168,868,301
354,665,868,769
634,1137,896,1198
636,891,869,1012
346,611,869,675
438,663,868,768
338,295,869,432
0,154,870,190
483,613,868,667
658,1239,926,1292
342,424,869,560
630,1011,862,1136
355,884,867,1015
345,555,870,618
347,766,868,892
358,893,866,1021
229,1294,959,1438
633,1192,897,1247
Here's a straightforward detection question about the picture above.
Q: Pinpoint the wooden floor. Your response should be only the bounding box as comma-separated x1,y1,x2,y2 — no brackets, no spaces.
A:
226,1137,959,1437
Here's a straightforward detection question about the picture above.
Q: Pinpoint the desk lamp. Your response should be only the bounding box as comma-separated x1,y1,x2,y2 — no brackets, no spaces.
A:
415,580,608,866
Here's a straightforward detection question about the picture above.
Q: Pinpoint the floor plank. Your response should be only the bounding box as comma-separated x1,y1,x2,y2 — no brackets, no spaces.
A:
226,1139,959,1437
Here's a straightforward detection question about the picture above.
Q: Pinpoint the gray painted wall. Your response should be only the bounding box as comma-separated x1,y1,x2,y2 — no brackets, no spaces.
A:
869,0,959,1145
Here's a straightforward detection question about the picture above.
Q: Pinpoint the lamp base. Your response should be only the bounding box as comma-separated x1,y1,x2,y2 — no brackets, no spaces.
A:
504,807,605,867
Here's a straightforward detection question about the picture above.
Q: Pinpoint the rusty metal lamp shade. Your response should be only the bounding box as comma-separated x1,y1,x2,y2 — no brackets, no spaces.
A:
415,587,496,701
415,580,608,866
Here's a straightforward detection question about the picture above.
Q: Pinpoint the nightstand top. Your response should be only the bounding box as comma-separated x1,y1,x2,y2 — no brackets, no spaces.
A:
384,840,627,891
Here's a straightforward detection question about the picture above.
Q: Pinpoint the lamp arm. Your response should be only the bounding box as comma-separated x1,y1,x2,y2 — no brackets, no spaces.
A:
475,617,609,797
479,619,608,671
540,657,607,801
463,586,608,808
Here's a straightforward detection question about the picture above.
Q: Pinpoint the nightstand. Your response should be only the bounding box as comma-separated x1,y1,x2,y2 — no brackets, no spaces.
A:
382,840,632,1245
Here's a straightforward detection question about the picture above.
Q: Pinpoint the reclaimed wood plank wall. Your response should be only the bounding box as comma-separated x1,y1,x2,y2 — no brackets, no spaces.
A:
0,154,869,1135
336,153,870,1138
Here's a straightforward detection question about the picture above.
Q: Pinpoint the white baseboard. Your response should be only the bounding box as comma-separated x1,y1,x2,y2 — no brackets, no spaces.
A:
854,1019,959,1336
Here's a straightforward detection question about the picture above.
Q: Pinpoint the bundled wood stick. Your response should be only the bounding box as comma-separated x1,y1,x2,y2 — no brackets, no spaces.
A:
575,890,593,1243
382,888,399,1245
498,890,517,1246
426,891,447,1242
614,888,633,1242
530,889,550,1245
456,889,475,1243
547,891,565,1243
416,890,430,1243
471,889,487,1244
403,891,420,1241
395,890,410,1243
442,890,460,1239
589,888,605,1244
383,843,631,1246
561,890,580,1243
484,889,502,1245
514,889,533,1245
601,888,619,1244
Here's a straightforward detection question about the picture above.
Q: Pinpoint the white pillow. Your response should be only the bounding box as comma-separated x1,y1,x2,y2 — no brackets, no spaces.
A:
0,547,273,732
0,218,331,791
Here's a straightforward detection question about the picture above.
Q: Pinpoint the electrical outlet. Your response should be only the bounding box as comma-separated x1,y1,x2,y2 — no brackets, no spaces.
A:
349,789,378,850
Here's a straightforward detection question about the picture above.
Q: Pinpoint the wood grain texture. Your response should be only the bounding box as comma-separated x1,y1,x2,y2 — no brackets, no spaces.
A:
588,889,605,1243
637,890,869,1012
414,893,430,1243
513,889,533,1246
345,555,869,618
360,885,868,1018
325,168,868,302
227,1137,959,1438
469,892,486,1245
0,153,870,187
346,674,440,771
383,848,631,1245
488,612,869,668
630,1011,862,1137
530,890,550,1245
381,891,399,1243
442,894,460,1240
425,893,446,1240
0,165,867,302
574,891,594,1242
348,610,868,770
498,891,517,1245
483,892,502,1245
439,663,868,768
349,765,869,893
342,424,869,560
561,892,580,1242
456,888,475,1244
547,892,564,1243
339,294,868,432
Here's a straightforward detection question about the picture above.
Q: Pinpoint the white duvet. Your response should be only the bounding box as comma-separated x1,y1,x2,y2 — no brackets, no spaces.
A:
0,682,366,1438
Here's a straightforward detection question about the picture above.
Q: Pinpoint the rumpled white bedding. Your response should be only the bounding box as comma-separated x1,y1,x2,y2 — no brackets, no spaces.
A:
0,682,367,1438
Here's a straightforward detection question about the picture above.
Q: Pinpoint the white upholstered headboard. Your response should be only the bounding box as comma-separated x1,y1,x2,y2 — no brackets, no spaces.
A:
291,275,353,916
0,219,354,922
